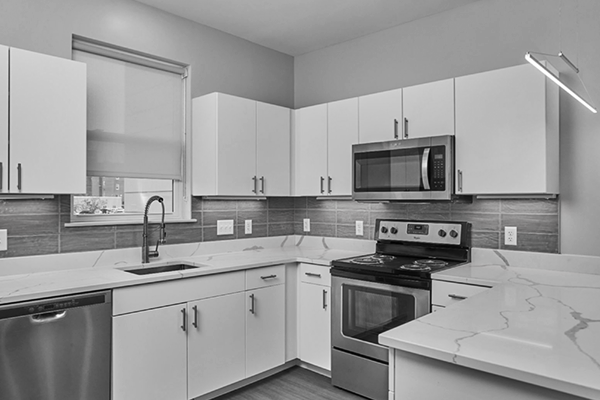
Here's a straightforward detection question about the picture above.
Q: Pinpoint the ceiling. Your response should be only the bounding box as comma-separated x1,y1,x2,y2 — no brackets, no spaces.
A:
135,0,481,56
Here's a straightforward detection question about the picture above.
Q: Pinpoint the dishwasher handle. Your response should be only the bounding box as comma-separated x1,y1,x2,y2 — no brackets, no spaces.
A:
30,311,67,324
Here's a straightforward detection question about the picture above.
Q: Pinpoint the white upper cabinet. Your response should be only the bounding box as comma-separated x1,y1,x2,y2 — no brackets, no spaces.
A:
192,93,291,197
402,78,455,139
455,63,559,195
2,47,86,194
294,99,358,196
294,104,328,196
358,88,402,143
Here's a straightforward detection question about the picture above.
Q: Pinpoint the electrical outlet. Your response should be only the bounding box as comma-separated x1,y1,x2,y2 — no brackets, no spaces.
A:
303,218,310,232
245,219,252,235
0,229,6,251
505,226,517,246
355,220,364,236
217,220,234,235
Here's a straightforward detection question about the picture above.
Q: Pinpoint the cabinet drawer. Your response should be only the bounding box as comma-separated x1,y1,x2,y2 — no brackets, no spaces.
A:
299,263,331,287
432,280,490,308
246,265,285,290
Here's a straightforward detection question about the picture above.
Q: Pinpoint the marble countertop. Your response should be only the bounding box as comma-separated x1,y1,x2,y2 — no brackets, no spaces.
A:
381,261,600,399
0,236,371,305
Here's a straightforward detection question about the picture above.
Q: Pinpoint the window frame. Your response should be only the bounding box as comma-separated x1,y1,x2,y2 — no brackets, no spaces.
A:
68,36,192,226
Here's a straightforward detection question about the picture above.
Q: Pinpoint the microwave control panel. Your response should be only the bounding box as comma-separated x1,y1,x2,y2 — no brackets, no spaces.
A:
377,220,463,245
430,146,446,191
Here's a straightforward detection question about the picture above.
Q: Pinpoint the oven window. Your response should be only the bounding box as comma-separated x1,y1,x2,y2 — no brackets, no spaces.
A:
342,284,415,345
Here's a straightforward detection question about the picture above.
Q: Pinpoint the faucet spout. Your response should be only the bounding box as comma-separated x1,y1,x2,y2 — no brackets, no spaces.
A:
142,196,166,264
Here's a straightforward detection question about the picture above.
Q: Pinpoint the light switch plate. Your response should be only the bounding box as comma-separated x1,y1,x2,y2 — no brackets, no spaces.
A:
217,220,234,235
245,219,252,235
303,218,310,232
355,220,364,236
0,229,6,251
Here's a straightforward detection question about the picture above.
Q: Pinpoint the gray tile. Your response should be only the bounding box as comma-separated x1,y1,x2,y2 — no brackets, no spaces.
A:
307,198,336,209
336,224,369,239
405,203,451,214
237,200,268,211
1,215,59,236
368,202,405,211
451,212,500,232
501,233,559,253
451,198,500,213
116,231,143,249
237,209,268,225
293,197,307,209
369,210,406,225
501,199,559,214
269,209,295,223
0,235,59,258
293,222,306,235
501,214,559,235
61,232,115,253
405,212,451,221
203,211,237,226
308,223,336,237
0,198,59,214
268,197,295,209
163,226,202,245
59,195,72,214
60,222,115,235
268,222,294,237
191,197,203,211
294,209,307,222
203,226,236,241
471,231,500,249
237,223,268,238
203,199,238,211
337,210,368,225
336,200,369,210
307,209,336,224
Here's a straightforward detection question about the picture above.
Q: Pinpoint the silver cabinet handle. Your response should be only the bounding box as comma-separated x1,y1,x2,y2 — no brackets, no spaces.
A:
260,274,277,280
394,119,399,139
181,308,187,331
260,176,265,194
0,161,3,190
322,289,328,310
328,176,332,194
421,147,430,191
458,169,463,193
305,272,321,278
403,117,409,139
448,294,468,300
249,293,255,314
17,163,22,191
320,176,325,194
192,305,198,329
252,176,257,194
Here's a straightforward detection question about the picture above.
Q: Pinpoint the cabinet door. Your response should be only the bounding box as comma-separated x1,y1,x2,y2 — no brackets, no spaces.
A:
455,64,558,195
403,79,454,139
299,282,331,370
358,89,402,143
327,98,359,196
216,93,257,195
112,303,187,400
0,45,7,193
256,102,291,196
9,47,86,193
294,104,328,196
188,292,246,398
246,284,285,377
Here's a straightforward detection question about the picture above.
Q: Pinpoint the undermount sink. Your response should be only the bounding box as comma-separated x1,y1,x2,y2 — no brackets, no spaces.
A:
123,264,199,275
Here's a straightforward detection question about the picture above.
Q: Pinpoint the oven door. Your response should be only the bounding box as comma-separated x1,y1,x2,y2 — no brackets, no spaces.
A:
352,135,453,201
331,275,430,362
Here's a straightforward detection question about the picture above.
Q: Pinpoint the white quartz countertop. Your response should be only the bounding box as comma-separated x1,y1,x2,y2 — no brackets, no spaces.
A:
0,237,368,305
380,262,600,400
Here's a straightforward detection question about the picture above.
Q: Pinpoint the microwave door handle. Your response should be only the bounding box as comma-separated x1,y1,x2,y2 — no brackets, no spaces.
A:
422,147,431,190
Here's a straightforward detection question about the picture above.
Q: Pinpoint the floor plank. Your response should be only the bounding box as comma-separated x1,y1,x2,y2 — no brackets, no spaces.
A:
214,367,367,400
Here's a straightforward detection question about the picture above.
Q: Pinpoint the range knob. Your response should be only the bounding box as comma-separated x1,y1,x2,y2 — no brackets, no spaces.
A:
380,226,388,234
438,229,447,238
449,230,459,238
390,227,398,234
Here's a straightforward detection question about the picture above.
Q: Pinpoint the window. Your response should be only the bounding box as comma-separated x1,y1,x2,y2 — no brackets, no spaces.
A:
70,37,191,224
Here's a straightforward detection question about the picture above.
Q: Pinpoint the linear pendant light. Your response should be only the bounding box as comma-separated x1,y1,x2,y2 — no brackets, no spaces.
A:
525,52,597,114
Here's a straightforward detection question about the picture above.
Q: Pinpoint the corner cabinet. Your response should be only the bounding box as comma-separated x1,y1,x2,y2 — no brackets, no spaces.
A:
455,63,559,196
294,98,358,196
1,46,86,194
192,93,291,197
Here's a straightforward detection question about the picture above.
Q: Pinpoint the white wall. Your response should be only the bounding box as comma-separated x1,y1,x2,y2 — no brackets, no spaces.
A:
294,0,600,257
0,0,294,108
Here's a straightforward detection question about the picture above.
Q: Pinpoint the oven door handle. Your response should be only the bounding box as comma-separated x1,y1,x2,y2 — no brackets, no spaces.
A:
421,147,431,191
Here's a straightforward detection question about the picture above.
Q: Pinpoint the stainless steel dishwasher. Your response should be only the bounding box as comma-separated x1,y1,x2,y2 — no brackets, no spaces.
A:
0,290,111,400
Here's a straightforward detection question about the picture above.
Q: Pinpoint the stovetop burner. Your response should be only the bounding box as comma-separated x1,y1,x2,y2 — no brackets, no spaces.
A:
350,254,395,265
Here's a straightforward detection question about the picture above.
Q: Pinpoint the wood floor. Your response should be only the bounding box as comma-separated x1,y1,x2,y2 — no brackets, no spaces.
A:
213,367,367,400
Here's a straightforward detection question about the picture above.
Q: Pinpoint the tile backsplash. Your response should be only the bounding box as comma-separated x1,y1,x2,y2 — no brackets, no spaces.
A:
0,196,558,258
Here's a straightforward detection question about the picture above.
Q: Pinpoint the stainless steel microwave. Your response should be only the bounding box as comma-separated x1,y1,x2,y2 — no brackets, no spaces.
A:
352,135,454,201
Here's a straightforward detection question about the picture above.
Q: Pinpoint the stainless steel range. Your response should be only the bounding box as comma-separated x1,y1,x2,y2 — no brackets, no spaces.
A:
331,219,471,400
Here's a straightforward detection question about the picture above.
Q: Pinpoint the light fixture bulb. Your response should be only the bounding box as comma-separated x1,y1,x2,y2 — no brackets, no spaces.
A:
525,52,597,114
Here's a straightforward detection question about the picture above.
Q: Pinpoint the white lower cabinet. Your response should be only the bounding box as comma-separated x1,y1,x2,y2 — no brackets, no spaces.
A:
432,280,491,309
298,263,331,370
187,292,246,398
112,303,188,400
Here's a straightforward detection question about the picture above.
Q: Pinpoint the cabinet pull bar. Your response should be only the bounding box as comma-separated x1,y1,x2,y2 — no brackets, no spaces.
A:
404,117,409,139
192,305,198,329
328,176,332,194
252,176,257,194
260,176,265,194
320,176,325,194
458,170,463,193
305,272,321,278
394,119,399,139
17,163,22,191
323,289,328,310
448,294,468,300
249,293,255,314
0,162,3,190
181,308,187,331
260,274,277,280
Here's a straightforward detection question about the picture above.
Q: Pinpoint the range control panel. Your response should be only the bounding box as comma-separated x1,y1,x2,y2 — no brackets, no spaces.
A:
377,219,464,245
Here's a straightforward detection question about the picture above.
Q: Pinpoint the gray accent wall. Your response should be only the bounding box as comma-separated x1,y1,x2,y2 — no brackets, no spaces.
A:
294,0,600,257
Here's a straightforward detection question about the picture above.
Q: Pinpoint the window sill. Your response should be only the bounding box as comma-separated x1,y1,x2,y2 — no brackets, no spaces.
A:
64,218,198,228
